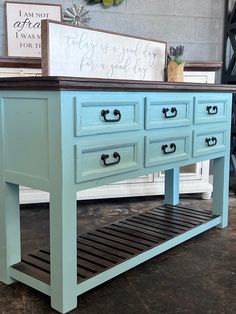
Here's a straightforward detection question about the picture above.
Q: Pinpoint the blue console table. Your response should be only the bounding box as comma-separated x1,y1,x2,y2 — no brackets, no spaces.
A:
0,77,235,313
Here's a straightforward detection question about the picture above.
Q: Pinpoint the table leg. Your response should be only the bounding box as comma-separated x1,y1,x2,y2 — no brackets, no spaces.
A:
50,188,78,313
164,168,180,205
212,156,230,228
0,182,20,284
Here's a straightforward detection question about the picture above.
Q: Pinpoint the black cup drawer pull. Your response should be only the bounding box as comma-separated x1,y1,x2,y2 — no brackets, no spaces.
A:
206,105,218,115
205,137,217,147
101,109,121,122
162,107,177,118
101,152,121,166
161,143,177,155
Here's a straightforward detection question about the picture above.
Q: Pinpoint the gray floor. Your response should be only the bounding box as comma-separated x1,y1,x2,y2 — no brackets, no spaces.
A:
0,193,236,314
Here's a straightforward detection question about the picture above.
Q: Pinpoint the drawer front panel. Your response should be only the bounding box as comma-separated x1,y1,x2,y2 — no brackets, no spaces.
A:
194,95,231,124
75,94,142,136
145,131,191,167
75,138,142,183
193,129,227,157
145,94,193,129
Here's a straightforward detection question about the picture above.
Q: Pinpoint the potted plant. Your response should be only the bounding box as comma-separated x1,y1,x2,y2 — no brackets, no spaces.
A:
85,0,124,7
167,45,185,82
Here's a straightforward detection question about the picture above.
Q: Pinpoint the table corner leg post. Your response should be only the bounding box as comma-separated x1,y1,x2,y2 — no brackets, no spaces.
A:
0,182,21,284
164,168,180,205
212,155,230,229
50,188,78,313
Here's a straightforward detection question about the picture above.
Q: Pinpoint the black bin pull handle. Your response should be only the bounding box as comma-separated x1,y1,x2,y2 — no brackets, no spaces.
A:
101,152,121,166
205,136,217,147
101,109,121,122
206,105,218,115
161,143,177,155
162,107,177,119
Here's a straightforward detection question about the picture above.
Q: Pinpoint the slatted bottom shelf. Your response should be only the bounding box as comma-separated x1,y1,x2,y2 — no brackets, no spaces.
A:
12,204,219,285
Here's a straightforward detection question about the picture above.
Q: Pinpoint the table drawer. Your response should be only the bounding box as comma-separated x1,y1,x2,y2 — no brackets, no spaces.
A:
193,129,227,157
145,94,193,129
75,137,142,183
194,95,231,124
145,131,191,167
74,93,142,136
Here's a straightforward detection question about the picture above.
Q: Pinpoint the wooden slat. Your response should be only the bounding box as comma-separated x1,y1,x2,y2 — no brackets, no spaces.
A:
77,241,121,263
163,205,212,220
77,266,96,278
139,213,188,232
32,250,90,281
91,230,148,250
22,255,50,273
150,209,200,226
77,250,112,268
146,211,196,228
129,216,180,236
166,205,213,217
70,259,98,278
78,237,128,259
125,218,173,238
102,226,154,247
116,221,166,241
12,262,50,284
32,249,98,279
119,221,170,240
154,207,206,223
31,250,51,262
11,205,219,285
83,233,138,255
77,258,105,273
110,224,161,244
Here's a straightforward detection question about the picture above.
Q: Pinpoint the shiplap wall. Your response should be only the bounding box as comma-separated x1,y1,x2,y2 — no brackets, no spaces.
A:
0,0,225,62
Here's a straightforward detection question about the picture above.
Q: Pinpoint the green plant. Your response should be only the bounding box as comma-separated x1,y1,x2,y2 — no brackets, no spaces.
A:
168,45,185,65
85,0,124,7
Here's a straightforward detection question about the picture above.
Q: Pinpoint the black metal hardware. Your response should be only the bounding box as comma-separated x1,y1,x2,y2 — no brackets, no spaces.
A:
162,107,177,118
101,152,121,166
161,143,177,155
205,136,217,147
206,105,218,115
101,109,121,122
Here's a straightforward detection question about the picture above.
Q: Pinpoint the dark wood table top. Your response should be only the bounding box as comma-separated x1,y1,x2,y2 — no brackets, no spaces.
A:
0,76,235,92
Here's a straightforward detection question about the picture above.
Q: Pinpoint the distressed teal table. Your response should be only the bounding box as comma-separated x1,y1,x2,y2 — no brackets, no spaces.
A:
0,77,235,313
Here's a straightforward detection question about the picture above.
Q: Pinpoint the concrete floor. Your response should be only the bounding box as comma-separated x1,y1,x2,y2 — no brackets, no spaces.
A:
0,193,236,314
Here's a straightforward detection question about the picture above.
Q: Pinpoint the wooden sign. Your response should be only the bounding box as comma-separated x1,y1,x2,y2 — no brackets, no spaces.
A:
6,2,62,57
41,20,167,81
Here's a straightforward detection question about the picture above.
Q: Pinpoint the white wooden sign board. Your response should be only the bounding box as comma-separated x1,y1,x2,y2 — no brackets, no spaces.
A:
42,21,167,81
6,2,62,57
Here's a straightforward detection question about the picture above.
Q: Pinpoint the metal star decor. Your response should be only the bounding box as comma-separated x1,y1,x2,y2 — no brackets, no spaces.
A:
63,5,90,26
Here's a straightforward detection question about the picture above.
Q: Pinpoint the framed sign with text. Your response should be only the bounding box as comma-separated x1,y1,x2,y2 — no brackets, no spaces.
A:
41,20,167,82
6,1,62,57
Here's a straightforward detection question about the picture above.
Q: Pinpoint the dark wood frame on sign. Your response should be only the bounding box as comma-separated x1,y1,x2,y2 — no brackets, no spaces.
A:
41,19,167,82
